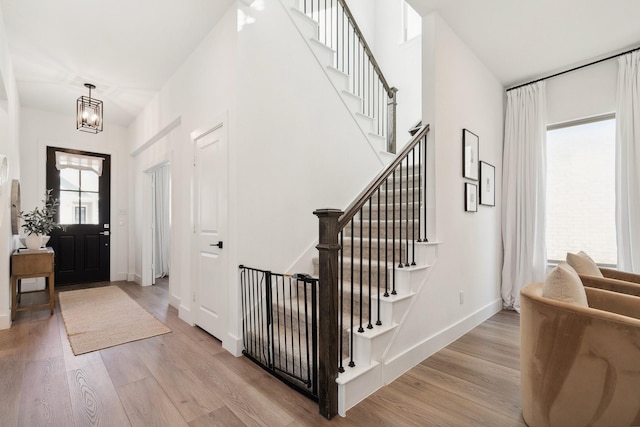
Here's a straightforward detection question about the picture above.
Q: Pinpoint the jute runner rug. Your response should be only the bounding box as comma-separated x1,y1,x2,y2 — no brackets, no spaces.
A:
59,285,171,355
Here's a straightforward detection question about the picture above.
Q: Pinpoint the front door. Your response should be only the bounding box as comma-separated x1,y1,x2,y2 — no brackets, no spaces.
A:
193,121,228,341
46,146,111,285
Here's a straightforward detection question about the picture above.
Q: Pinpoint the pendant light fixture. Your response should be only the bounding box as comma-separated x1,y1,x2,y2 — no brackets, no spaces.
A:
76,83,103,133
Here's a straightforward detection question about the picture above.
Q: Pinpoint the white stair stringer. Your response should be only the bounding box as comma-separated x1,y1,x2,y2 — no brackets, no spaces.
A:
280,0,391,160
336,242,440,416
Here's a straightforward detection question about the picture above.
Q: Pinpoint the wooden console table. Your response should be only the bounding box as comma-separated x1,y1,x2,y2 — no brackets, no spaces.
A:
11,248,55,321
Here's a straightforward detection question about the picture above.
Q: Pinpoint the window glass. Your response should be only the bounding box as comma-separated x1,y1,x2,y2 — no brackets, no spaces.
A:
81,170,99,192
546,117,616,265
402,1,421,42
80,192,100,224
60,169,79,191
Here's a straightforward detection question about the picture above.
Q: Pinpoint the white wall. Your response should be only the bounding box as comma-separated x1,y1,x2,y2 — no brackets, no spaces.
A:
18,108,130,284
384,12,504,375
546,60,617,125
0,4,21,329
127,4,237,346
236,0,385,273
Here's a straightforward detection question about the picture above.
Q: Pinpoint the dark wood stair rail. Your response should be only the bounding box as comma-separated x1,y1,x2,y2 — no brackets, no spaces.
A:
314,124,430,419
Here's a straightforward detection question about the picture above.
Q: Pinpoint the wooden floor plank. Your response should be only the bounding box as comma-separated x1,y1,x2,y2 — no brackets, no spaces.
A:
17,357,74,427
188,406,246,427
118,377,189,427
67,360,131,427
0,358,25,427
100,341,153,387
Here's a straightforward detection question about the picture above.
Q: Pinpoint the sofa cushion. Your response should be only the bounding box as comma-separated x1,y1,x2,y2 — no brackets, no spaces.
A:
566,251,604,277
543,262,589,307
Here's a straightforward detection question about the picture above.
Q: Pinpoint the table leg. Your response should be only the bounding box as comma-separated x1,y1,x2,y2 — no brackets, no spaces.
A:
11,276,17,321
49,273,55,315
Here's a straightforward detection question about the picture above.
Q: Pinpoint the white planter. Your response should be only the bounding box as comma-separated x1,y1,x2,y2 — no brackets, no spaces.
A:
23,234,50,250
25,234,43,250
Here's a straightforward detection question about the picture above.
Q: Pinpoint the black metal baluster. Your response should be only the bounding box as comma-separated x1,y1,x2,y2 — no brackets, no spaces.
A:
288,275,294,374
398,161,403,268
384,180,389,298
266,272,274,367
376,188,382,325
405,156,410,267
358,208,364,333
417,139,423,242
349,220,355,367
412,148,416,266
338,231,344,373
392,171,397,295
367,200,372,330
423,134,428,242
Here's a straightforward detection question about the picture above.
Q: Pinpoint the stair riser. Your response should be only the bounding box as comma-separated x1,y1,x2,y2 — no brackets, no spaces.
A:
340,243,405,261
359,206,421,221
344,224,420,240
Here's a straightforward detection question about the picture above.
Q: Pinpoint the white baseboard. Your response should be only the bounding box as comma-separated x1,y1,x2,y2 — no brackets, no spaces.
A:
113,272,128,281
178,304,194,326
169,294,180,309
383,298,502,385
130,273,142,285
223,333,244,357
0,314,10,330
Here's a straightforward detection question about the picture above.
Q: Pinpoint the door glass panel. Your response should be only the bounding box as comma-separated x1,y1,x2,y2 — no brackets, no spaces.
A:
81,192,100,224
59,190,78,224
81,170,99,192
60,169,79,191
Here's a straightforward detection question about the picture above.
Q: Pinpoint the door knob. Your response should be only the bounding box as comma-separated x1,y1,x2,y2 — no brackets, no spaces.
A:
210,241,223,249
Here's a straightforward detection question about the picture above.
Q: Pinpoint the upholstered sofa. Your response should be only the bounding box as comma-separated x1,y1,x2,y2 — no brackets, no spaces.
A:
520,282,640,427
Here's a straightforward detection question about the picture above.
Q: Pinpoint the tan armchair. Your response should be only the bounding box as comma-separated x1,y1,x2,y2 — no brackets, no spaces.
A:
520,282,640,427
580,268,640,297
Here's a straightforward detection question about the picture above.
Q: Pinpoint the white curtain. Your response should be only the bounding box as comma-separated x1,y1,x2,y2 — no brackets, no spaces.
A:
153,165,170,278
55,151,104,176
616,51,640,272
501,82,547,311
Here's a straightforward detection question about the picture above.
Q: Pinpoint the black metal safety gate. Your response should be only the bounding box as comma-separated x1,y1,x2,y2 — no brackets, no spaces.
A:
239,265,318,400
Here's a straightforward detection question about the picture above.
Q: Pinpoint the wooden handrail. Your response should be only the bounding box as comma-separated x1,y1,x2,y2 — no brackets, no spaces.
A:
338,124,430,230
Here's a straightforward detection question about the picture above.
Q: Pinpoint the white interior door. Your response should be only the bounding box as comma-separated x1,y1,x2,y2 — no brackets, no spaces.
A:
193,121,228,341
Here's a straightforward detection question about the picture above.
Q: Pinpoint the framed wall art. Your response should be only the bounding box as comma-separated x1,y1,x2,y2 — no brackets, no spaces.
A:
479,161,495,207
462,129,479,181
465,182,477,212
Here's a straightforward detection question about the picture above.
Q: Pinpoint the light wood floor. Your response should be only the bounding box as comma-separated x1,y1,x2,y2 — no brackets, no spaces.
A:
0,281,525,426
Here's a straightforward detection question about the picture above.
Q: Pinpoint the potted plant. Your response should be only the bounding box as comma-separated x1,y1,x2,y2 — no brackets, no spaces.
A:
18,189,63,249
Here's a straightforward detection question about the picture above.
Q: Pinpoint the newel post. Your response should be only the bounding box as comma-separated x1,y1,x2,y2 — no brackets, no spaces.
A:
387,87,398,154
313,208,342,419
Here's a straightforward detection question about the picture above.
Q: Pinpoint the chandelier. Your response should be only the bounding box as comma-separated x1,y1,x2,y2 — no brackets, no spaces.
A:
76,83,103,133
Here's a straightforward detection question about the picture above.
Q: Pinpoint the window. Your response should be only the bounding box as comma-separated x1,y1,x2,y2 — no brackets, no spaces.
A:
546,115,616,266
402,1,421,42
59,168,100,224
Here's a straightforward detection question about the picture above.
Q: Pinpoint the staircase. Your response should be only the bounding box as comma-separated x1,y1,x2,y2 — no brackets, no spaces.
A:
281,0,397,156
239,0,438,419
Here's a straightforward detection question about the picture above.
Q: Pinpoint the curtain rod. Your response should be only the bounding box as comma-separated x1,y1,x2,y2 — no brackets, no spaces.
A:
506,45,640,92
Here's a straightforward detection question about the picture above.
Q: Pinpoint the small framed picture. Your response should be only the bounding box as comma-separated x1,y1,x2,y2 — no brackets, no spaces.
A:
479,161,495,207
462,129,479,181
465,182,478,212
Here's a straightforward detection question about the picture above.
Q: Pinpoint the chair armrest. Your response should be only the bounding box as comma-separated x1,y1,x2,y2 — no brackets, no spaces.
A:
585,286,640,320
580,274,640,297
600,267,640,284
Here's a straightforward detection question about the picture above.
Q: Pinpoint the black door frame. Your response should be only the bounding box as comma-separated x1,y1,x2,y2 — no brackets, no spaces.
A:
46,146,111,285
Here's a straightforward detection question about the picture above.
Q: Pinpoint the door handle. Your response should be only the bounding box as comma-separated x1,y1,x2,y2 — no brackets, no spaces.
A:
210,241,223,249
100,231,110,236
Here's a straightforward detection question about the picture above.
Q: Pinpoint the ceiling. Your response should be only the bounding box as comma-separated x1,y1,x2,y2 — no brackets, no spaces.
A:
0,0,234,127
408,0,640,87
1,0,640,127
